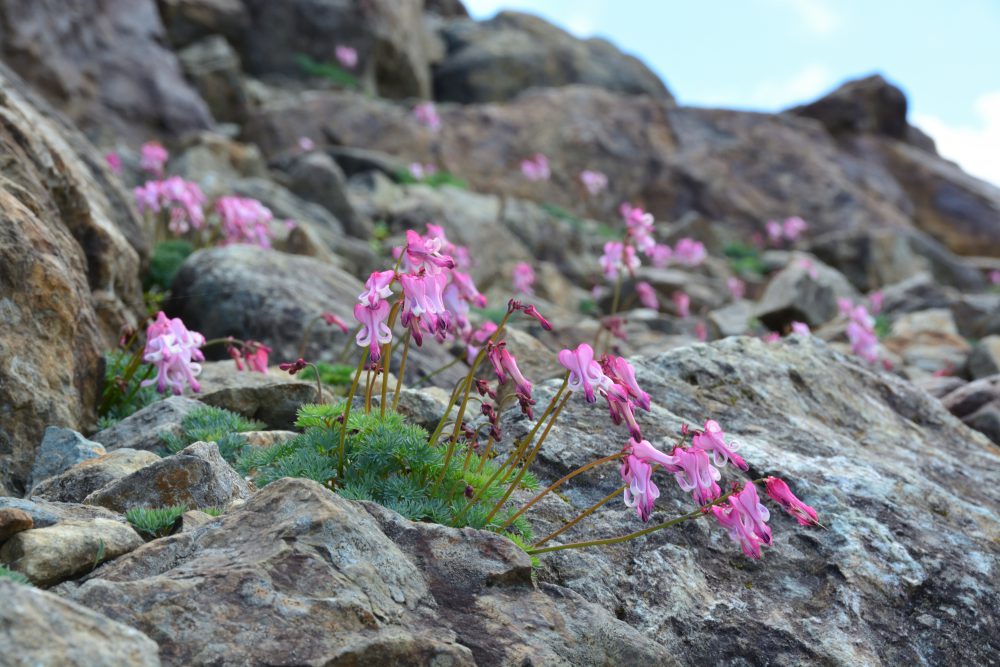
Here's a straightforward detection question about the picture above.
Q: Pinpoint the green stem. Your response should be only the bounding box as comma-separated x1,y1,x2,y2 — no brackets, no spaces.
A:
338,350,369,478
379,301,403,418
427,381,466,447
532,484,625,547
475,435,496,474
497,377,568,485
499,452,621,531
390,330,412,413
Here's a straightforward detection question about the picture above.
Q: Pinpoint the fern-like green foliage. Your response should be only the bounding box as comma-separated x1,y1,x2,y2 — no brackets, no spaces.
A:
161,405,263,459
235,404,534,540
125,505,188,539
723,242,766,278
98,350,163,427
298,361,356,387
145,240,193,292
0,564,31,585
200,507,224,517
295,54,358,88
395,168,469,190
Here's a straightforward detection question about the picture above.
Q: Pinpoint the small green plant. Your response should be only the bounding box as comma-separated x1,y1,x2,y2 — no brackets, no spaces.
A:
874,314,891,339
395,168,468,190
236,404,536,540
298,361,356,387
126,506,188,539
723,242,766,277
0,564,30,585
200,507,224,517
98,349,163,428
295,54,358,88
145,240,193,292
161,405,263,460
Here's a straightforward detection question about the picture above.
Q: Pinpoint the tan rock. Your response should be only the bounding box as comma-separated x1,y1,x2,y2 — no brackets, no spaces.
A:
0,509,33,545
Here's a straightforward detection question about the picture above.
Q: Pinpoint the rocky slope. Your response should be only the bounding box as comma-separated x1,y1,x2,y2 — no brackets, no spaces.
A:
1,1,999,665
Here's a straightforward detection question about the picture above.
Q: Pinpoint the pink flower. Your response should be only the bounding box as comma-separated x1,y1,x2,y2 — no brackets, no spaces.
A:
140,141,169,177
466,321,498,364
765,219,783,245
512,262,535,295
487,341,532,401
605,384,643,440
630,438,681,468
727,277,746,300
408,162,437,180
601,356,650,411
359,270,396,308
868,291,884,314
105,152,122,175
322,312,350,334
140,311,205,395
520,153,550,182
243,341,271,374
298,136,315,152
837,297,855,317
354,301,392,361
335,45,358,69
764,476,819,527
762,331,781,343
790,321,811,336
782,216,808,241
580,169,608,195
620,203,655,252
405,229,455,272
844,302,879,363
413,102,441,132
508,299,552,330
691,419,748,471
620,454,659,522
694,320,708,342
134,177,206,234
558,343,611,404
672,291,690,319
673,238,706,266
635,281,658,310
400,272,450,333
649,243,672,267
990,270,1000,285
798,258,819,279
215,196,273,248
600,241,640,280
712,483,771,559
664,446,721,505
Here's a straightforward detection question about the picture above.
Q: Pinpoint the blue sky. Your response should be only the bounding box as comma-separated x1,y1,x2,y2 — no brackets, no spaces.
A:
465,0,1000,186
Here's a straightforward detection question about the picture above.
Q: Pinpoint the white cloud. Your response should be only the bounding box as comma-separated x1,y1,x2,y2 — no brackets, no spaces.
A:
913,92,1000,188
764,0,842,35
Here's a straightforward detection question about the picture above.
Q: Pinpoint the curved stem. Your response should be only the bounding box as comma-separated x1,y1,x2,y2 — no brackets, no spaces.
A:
499,452,621,531
338,350,369,478
532,484,625,547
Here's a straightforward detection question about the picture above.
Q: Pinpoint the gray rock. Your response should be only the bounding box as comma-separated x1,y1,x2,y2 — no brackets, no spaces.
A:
278,151,363,236
83,441,252,513
707,299,756,338
951,292,1000,339
966,336,1000,380
883,309,970,377
791,74,910,140
1,519,143,586
940,375,1000,443
0,498,124,529
69,478,670,665
0,508,33,545
0,580,160,666
913,375,966,399
497,336,999,665
756,253,860,329
91,396,204,453
30,428,106,489
177,35,248,124
230,176,346,253
30,449,161,503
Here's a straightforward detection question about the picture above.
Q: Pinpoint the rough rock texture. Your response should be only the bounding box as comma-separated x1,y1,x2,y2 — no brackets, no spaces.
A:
29,427,106,489
942,375,1000,444
31,449,162,503
791,74,911,140
157,0,250,49
69,478,670,666
500,336,999,665
0,0,212,142
0,497,124,529
434,11,672,103
755,254,859,329
1,518,143,586
0,63,146,496
0,508,33,544
177,35,249,124
0,580,160,666
83,441,251,513
91,396,205,453
238,0,432,99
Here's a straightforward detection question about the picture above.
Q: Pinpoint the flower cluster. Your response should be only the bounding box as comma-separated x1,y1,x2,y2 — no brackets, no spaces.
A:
579,169,608,195
215,196,274,248
140,141,169,177
839,298,879,363
140,311,205,395
521,154,551,182
134,177,207,235
227,340,271,373
727,276,746,300
413,102,441,132
512,262,535,295
600,203,707,280
335,45,358,69
408,162,437,180
766,216,809,245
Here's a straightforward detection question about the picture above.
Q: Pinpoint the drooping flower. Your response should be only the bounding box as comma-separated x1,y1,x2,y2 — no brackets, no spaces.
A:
694,320,708,342
512,262,536,295
673,291,690,319
322,312,350,334
629,438,681,468
601,355,650,411
105,152,122,175
408,162,437,180
466,321,498,364
673,238,706,266
400,272,451,333
298,136,315,152
353,301,392,361
600,241,640,280
580,169,608,195
620,203,655,252
727,277,746,300
691,419,748,471
605,384,643,440
664,446,721,505
868,291,884,314
521,153,551,182
782,216,808,241
134,177,207,234
508,299,552,330
413,102,441,132
404,229,455,272
558,342,611,403
335,45,358,69
636,281,658,310
649,243,673,267
140,141,169,177
243,341,271,374
620,454,659,522
215,196,273,248
765,219,783,245
140,311,205,395
711,483,771,559
486,340,532,403
764,476,820,527
359,270,396,308
790,321,811,336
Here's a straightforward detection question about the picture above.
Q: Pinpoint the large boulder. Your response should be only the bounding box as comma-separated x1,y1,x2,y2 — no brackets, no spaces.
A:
791,74,911,141
0,64,146,495
500,336,1000,665
0,0,212,142
0,580,160,666
68,477,670,665
30,449,161,503
434,11,673,104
